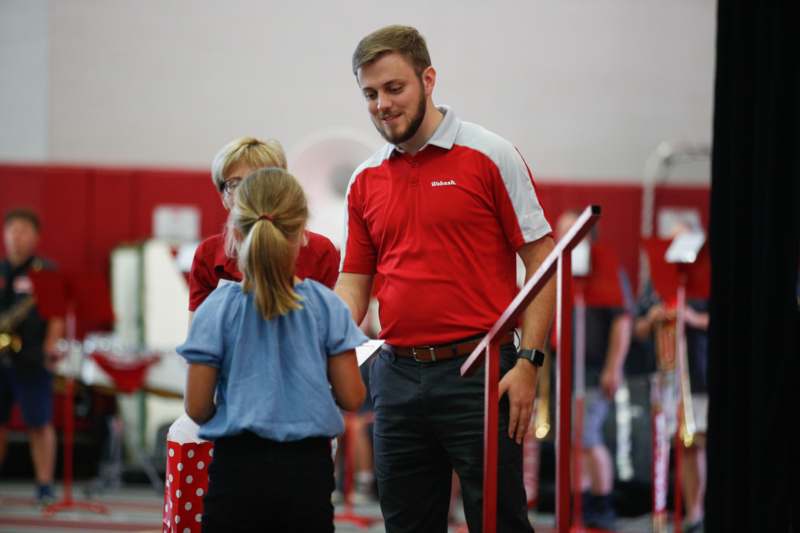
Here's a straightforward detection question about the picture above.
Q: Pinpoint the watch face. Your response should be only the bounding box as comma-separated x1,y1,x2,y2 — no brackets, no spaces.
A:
519,349,545,367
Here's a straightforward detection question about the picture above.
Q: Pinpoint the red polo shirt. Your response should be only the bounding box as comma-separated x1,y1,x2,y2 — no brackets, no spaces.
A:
342,106,551,346
188,230,340,311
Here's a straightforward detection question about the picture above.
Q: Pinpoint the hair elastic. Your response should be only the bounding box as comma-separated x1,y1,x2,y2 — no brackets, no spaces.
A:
257,213,274,222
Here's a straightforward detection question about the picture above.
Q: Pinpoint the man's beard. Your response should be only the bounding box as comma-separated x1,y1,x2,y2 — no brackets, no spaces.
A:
376,85,427,145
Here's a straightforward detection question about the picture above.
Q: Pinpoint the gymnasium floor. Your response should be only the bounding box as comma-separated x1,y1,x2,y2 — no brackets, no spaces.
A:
0,480,664,532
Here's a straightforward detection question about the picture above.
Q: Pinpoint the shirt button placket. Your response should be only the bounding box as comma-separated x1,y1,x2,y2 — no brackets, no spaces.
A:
408,158,419,187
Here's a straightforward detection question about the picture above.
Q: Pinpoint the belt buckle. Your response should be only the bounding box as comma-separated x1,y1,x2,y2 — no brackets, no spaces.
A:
411,346,437,363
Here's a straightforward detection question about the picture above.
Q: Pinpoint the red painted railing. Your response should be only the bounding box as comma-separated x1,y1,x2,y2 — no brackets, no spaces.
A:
460,205,601,533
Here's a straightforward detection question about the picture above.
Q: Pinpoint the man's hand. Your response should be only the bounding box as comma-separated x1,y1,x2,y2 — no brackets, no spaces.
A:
503,236,555,445
498,359,538,444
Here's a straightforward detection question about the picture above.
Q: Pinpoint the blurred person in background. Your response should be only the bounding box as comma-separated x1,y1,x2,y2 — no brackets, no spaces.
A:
634,219,709,533
0,209,64,504
188,136,340,318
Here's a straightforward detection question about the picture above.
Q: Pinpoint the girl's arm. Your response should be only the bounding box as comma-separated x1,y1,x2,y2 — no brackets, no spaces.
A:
185,363,219,424
327,350,366,411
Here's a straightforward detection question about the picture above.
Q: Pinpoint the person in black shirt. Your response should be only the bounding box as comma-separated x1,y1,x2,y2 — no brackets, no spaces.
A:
0,209,64,504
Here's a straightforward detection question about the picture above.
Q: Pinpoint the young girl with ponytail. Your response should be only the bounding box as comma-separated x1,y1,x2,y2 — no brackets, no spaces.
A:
178,167,366,532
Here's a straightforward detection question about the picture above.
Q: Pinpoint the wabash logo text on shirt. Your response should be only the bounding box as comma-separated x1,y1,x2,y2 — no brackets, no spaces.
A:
431,179,457,187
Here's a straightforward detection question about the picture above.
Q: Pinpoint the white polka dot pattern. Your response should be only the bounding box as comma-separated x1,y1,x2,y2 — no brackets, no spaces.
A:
161,440,214,533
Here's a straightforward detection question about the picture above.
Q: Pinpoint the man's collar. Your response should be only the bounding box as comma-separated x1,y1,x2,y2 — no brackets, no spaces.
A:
391,105,459,155
5,255,36,275
425,105,459,150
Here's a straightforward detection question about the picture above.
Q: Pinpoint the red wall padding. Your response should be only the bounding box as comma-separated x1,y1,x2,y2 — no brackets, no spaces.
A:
1,164,228,276
1,163,709,292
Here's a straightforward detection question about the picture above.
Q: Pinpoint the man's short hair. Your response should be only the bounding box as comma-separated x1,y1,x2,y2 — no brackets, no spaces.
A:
211,137,287,192
4,208,40,232
352,25,432,76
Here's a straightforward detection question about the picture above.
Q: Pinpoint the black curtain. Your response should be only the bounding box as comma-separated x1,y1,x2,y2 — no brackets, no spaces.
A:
708,1,799,532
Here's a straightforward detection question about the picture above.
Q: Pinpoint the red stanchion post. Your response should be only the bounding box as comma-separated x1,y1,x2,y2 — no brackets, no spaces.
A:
556,250,573,533
44,336,107,516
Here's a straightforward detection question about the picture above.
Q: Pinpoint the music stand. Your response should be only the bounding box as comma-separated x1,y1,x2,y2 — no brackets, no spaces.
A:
43,340,108,516
571,243,589,530
665,231,706,533
44,273,120,515
89,347,163,493
31,271,108,517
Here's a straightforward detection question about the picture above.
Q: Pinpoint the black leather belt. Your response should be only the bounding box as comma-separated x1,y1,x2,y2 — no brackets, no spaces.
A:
391,332,515,363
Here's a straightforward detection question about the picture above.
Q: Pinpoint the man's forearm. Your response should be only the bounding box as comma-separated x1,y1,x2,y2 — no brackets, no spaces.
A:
520,278,556,350
518,237,557,350
336,287,369,324
334,273,373,325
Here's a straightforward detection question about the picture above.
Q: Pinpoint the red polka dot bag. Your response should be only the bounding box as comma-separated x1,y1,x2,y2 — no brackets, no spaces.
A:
162,414,214,533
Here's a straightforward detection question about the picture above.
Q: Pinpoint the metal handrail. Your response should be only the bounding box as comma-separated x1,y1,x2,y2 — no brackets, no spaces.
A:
460,204,601,533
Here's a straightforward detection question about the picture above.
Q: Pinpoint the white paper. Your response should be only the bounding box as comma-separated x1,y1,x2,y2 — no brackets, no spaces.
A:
167,413,208,444
665,231,705,264
356,339,384,366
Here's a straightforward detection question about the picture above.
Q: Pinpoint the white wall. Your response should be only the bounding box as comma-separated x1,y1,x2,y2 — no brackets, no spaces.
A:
1,0,716,183
0,0,49,160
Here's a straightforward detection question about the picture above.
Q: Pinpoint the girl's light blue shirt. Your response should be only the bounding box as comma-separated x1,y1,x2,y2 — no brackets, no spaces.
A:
177,279,368,442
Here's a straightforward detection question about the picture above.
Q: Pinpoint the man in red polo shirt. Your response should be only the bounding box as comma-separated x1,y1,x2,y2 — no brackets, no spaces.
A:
336,25,555,532
188,137,340,315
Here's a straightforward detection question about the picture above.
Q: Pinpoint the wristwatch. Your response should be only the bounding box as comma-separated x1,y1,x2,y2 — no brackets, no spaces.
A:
517,348,546,367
